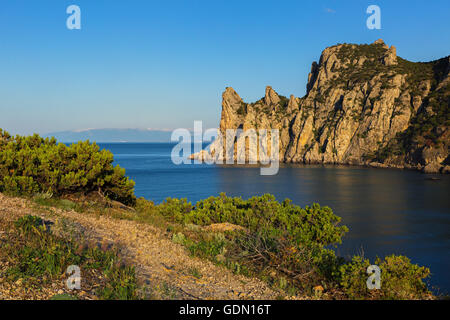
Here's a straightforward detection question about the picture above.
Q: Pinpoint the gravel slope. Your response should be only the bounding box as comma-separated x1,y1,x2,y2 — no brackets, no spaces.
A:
0,193,286,300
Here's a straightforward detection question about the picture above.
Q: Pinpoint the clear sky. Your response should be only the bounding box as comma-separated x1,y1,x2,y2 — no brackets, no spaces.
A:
1,0,449,135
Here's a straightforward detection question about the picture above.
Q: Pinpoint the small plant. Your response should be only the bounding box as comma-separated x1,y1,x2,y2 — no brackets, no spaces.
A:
188,267,202,279
99,265,138,300
14,215,44,234
186,234,227,261
172,232,187,245
335,254,431,299
1,216,139,300
335,255,371,299
279,277,288,290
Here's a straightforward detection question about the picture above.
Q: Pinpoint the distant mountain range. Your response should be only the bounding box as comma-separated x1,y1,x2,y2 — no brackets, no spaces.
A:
45,129,177,143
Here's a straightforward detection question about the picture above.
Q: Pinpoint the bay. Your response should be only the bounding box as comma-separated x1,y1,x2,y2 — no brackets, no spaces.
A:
99,142,450,294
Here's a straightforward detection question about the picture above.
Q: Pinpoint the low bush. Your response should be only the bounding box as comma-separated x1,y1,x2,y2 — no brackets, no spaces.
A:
336,255,431,299
0,215,138,300
135,193,432,299
179,193,348,248
0,129,136,205
157,197,193,222
138,194,348,291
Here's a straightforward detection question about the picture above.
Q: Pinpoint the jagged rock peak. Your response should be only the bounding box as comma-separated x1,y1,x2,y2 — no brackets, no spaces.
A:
222,87,243,106
383,46,397,66
198,41,449,173
373,39,389,48
287,94,299,112
264,86,280,105
372,39,397,65
307,61,319,94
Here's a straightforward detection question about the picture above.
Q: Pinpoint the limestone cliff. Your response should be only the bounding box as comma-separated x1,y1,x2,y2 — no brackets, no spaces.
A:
197,40,450,173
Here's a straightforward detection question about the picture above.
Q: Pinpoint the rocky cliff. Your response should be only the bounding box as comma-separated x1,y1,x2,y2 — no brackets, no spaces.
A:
197,40,450,173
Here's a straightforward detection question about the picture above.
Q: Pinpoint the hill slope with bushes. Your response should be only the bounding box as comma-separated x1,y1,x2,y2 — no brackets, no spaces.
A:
0,131,435,299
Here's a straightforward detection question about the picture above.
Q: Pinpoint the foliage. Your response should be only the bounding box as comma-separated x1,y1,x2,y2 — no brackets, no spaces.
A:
14,215,44,234
0,130,136,205
0,215,138,300
236,102,247,116
182,193,348,248
99,265,138,300
186,233,227,261
336,255,431,299
1,128,436,299
377,255,431,299
157,197,193,223
134,193,433,299
138,193,349,291
334,255,371,299
329,43,449,163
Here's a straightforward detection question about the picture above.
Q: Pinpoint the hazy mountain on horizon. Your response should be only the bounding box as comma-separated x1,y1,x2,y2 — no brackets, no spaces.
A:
45,128,177,143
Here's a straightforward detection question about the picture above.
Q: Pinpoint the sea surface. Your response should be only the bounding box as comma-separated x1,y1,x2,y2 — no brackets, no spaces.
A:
99,142,450,294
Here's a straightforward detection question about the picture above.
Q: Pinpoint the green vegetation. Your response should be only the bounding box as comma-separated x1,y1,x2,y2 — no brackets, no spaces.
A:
133,193,431,299
0,215,138,300
334,43,387,62
336,255,430,299
236,102,247,116
188,267,203,279
374,81,449,162
0,130,136,205
0,130,435,299
325,43,449,164
331,43,446,93
401,84,449,146
278,95,289,109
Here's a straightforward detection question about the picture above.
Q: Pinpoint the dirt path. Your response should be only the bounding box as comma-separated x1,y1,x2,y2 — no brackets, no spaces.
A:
0,193,284,300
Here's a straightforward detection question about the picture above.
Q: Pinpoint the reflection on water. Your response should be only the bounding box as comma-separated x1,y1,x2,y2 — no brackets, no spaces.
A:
101,143,450,294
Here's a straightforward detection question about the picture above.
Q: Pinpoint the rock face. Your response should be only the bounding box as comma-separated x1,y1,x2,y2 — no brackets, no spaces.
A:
196,40,450,173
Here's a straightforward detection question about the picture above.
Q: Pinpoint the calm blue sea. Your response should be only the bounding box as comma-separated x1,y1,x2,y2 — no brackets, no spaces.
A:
99,142,450,294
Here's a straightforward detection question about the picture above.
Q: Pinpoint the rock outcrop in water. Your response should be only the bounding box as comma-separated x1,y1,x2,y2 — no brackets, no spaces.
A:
193,40,450,173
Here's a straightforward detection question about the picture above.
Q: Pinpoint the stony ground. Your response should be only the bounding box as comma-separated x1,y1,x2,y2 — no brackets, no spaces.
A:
0,193,288,300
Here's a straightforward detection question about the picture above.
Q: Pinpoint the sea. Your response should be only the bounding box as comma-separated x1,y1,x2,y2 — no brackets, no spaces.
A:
99,142,450,294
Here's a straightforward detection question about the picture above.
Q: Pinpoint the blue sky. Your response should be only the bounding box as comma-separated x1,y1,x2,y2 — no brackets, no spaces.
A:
0,0,449,135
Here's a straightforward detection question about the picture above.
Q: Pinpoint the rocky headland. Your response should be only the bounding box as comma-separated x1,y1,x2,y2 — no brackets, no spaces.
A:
193,40,449,173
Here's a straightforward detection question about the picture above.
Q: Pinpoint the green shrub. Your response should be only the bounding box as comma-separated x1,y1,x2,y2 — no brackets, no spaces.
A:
99,265,138,300
135,197,156,212
172,232,187,245
14,215,44,234
6,219,82,280
335,254,431,299
145,193,433,298
184,193,348,248
186,233,227,261
2,215,138,300
0,130,135,205
157,197,193,222
158,193,349,288
377,255,430,299
335,255,371,299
